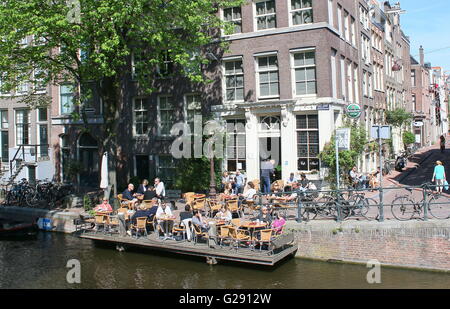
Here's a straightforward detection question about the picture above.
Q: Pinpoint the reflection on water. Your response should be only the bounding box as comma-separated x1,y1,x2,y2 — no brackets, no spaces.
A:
0,232,449,289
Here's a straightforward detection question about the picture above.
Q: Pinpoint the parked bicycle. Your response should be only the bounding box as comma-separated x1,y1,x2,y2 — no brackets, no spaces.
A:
390,183,450,220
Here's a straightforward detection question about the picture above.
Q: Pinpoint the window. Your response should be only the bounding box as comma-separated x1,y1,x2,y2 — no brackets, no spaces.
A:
412,94,416,111
133,98,149,136
290,0,313,26
292,50,317,96
256,55,279,98
255,0,276,31
156,155,177,188
226,119,246,172
368,73,373,97
328,0,333,26
351,17,356,46
158,96,176,136
340,56,346,100
157,51,174,77
353,65,359,104
411,70,416,87
60,84,75,114
185,94,202,134
15,109,30,146
223,59,244,102
0,110,8,162
33,69,46,93
337,5,342,35
344,11,349,42
60,135,71,182
362,70,368,97
37,107,48,158
17,80,28,95
296,115,319,171
223,6,242,34
347,62,353,102
330,50,337,98
0,74,9,96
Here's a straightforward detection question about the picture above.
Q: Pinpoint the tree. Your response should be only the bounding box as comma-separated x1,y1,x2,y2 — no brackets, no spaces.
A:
0,0,242,195
173,156,221,193
385,108,413,128
402,131,415,147
319,123,367,187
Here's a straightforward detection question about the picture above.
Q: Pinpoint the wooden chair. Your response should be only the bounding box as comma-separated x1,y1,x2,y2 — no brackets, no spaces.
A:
228,226,251,251
117,194,130,207
94,215,107,233
217,225,232,248
184,192,196,206
253,229,274,253
207,198,222,217
146,215,157,233
192,197,206,213
130,217,148,238
251,179,260,191
105,216,119,235
226,198,241,218
172,223,186,240
142,200,155,209
192,223,208,244
117,207,130,221
231,218,242,227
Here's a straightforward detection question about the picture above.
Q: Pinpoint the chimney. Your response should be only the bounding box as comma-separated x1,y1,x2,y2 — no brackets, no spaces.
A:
419,45,424,66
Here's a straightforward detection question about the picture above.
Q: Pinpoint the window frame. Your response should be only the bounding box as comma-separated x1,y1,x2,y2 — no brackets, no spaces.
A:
222,6,242,35
254,0,277,31
291,48,317,97
296,114,320,172
59,84,76,115
222,57,245,103
15,109,31,147
255,53,280,99
289,0,314,27
157,95,176,137
132,97,150,137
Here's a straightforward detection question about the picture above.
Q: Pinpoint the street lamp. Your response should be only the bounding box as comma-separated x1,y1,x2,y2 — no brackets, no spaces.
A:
204,119,226,197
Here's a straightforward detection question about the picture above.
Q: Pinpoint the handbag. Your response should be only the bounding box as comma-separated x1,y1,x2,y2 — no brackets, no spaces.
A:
444,180,449,191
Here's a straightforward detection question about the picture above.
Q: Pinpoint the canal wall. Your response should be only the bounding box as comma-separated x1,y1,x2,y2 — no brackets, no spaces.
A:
287,220,450,272
0,206,80,233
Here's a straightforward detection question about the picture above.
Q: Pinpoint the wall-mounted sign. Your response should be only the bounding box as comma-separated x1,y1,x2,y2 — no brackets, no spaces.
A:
371,125,391,140
316,104,330,111
346,104,362,119
414,121,424,127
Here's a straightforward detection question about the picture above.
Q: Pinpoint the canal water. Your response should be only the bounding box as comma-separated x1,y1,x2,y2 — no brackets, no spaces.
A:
0,232,449,289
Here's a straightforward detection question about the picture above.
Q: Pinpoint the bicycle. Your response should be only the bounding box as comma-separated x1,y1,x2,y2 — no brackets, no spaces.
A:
390,183,448,221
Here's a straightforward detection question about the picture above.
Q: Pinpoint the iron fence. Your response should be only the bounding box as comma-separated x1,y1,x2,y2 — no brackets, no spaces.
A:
251,183,450,223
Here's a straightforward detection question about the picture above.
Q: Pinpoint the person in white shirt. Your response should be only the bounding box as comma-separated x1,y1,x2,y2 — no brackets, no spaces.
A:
154,177,166,199
155,201,173,237
214,206,232,222
239,181,257,206
285,172,298,192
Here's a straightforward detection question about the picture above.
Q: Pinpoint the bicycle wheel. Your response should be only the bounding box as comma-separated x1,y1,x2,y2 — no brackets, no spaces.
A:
361,198,377,221
25,192,39,207
428,194,450,220
391,196,415,221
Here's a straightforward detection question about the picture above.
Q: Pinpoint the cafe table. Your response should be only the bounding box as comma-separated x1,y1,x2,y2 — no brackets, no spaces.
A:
239,221,268,239
157,215,176,240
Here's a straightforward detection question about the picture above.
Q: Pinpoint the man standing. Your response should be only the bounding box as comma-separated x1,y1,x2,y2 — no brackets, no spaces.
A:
154,177,166,199
234,170,246,195
260,159,275,194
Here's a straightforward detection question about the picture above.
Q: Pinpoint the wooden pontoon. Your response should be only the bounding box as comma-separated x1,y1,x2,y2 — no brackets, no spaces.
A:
78,230,298,266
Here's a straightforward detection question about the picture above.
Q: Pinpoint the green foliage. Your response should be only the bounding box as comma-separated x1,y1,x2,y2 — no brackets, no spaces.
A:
402,131,415,146
173,156,221,193
319,122,368,186
83,195,93,211
385,108,413,128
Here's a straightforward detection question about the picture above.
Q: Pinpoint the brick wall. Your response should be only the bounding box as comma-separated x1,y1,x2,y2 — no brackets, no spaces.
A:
291,222,450,272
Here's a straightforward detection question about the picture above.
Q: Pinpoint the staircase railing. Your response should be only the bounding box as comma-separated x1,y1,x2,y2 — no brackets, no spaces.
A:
8,144,50,183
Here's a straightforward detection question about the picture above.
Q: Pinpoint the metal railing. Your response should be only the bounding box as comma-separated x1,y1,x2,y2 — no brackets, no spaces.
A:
250,183,450,223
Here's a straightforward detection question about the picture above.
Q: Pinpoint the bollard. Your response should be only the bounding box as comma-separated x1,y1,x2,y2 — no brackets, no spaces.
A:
336,190,342,223
422,186,428,221
118,213,127,236
297,189,302,223
378,187,384,222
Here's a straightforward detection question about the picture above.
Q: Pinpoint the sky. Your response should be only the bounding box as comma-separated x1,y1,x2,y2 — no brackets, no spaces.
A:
396,0,450,72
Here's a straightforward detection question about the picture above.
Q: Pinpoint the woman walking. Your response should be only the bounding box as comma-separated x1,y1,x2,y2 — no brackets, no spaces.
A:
432,161,446,194
440,135,446,153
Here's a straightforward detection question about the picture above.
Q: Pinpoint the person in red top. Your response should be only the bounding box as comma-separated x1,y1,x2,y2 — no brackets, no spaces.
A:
94,197,113,213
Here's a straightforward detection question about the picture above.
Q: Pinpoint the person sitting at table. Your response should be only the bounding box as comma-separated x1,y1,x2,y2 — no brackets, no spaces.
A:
214,206,232,222
284,173,298,192
131,203,158,225
122,183,139,209
255,206,272,226
154,178,166,200
155,201,174,238
178,204,193,241
271,212,286,235
94,197,113,213
239,181,257,206
223,182,234,196
143,186,156,201
136,179,149,195
192,210,210,232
